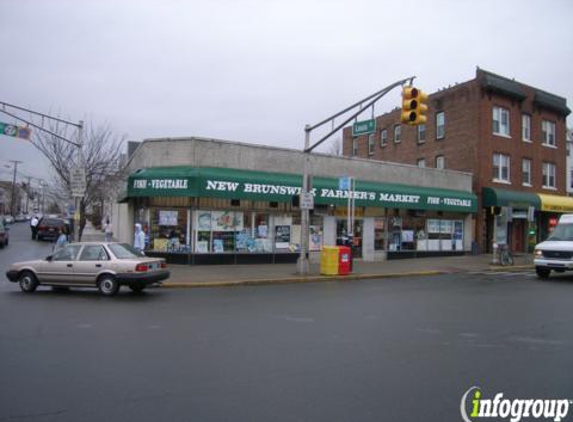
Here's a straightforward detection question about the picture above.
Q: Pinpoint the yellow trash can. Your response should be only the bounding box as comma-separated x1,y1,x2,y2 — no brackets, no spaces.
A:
320,246,339,275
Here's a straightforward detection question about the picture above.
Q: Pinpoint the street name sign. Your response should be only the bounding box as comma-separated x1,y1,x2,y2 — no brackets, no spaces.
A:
352,119,376,136
0,121,31,140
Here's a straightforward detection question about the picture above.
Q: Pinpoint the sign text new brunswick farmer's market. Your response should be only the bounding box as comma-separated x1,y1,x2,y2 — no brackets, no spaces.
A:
132,178,473,210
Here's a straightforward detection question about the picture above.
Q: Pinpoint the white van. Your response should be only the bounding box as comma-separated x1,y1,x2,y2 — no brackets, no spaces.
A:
534,214,573,279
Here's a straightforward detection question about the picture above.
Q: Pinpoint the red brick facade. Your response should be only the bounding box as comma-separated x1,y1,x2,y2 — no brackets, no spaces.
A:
343,68,570,252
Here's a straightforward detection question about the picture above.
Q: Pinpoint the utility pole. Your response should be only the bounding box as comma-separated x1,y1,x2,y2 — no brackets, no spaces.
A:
24,177,31,214
9,160,22,216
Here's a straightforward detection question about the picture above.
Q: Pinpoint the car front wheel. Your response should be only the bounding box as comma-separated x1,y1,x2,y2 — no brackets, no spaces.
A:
19,271,38,293
535,267,551,279
98,275,119,297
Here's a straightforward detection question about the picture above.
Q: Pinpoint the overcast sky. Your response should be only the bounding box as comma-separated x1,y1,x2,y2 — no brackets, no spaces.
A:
1,0,572,184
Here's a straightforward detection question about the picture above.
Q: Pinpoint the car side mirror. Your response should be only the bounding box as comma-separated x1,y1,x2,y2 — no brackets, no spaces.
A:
46,255,53,262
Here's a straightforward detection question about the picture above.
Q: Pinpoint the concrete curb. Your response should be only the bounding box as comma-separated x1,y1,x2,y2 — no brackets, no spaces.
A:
488,265,534,272
162,270,445,289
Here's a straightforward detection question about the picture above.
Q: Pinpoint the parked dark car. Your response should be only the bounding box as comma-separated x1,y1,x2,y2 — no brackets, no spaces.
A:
0,219,9,248
36,217,67,241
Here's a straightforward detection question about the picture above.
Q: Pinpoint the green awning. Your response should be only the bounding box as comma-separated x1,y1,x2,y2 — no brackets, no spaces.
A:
482,187,540,210
128,166,478,213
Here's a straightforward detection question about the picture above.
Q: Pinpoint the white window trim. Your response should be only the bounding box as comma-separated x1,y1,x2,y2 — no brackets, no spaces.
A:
542,143,558,150
493,106,511,137
436,112,445,140
542,120,556,146
493,179,512,185
522,114,532,142
380,130,388,147
394,125,401,144
542,162,557,189
493,153,511,183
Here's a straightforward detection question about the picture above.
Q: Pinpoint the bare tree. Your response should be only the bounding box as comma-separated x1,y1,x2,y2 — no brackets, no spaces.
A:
32,120,126,240
328,137,343,156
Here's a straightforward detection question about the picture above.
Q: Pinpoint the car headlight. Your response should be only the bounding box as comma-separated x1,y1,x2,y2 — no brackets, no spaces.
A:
534,249,543,258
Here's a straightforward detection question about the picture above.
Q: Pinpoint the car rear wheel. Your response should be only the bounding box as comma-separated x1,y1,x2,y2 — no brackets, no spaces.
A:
19,271,38,293
129,284,146,293
535,267,551,279
98,275,119,297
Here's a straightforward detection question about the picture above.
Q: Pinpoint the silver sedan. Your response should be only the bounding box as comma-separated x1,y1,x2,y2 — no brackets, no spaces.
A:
6,242,170,296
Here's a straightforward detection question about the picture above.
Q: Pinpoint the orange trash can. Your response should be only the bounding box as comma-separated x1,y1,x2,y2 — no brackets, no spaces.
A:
338,246,352,275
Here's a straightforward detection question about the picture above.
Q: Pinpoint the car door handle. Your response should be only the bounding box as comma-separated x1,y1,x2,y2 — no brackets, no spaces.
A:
67,264,73,268
95,264,102,268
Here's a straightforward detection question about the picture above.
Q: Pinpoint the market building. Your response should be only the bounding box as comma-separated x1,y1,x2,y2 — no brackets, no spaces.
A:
112,137,477,264
343,68,571,253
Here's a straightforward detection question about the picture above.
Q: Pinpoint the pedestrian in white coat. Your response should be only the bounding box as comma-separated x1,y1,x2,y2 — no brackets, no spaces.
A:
133,223,146,253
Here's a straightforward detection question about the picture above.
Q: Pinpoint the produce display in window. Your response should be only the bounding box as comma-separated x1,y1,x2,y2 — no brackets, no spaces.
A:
149,208,188,253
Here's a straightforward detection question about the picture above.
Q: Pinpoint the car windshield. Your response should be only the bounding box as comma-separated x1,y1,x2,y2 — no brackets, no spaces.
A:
108,243,146,259
42,218,63,226
547,223,573,241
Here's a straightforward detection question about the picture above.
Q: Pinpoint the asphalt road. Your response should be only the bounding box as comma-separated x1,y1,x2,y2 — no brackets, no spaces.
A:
1,223,572,422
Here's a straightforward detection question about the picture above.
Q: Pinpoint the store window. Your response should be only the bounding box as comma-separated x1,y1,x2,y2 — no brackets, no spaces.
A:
374,218,386,250
149,208,189,253
420,219,464,251
352,138,358,156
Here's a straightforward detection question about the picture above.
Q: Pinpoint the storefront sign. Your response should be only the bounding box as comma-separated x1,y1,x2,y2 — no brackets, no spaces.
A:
128,167,477,213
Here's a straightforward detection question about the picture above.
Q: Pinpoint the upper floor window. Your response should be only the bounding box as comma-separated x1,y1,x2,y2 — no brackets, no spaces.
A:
436,112,445,140
352,138,358,156
542,162,556,189
493,153,510,183
367,134,374,155
522,114,531,142
417,158,426,168
493,106,510,137
380,129,388,146
417,124,426,143
542,120,556,147
394,125,401,143
436,155,445,169
522,159,532,186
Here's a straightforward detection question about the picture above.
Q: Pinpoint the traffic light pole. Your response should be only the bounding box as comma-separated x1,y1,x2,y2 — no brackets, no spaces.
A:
0,101,84,242
296,76,415,275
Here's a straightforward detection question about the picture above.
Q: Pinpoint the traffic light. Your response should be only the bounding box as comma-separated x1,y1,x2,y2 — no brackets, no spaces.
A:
401,86,428,125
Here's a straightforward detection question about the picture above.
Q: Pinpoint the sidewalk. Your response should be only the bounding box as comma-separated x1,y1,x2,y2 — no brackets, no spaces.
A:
165,253,534,288
80,223,534,288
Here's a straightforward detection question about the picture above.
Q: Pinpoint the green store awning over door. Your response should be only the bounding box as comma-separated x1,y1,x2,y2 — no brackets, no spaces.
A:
482,187,541,210
128,166,478,213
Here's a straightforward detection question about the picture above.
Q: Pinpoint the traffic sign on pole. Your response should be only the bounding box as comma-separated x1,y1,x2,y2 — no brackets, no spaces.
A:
70,166,87,197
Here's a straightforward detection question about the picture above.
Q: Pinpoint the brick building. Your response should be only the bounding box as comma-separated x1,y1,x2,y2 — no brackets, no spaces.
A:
343,68,571,253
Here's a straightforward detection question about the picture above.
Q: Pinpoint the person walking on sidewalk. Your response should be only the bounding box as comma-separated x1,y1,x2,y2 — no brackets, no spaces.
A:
134,223,146,254
103,218,113,243
30,215,39,240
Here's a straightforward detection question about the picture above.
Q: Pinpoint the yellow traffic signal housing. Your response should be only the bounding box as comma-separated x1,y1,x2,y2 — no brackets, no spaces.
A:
401,87,428,125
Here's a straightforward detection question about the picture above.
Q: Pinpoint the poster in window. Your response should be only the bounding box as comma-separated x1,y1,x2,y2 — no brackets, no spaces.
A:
213,239,224,253
159,210,178,226
197,212,211,231
212,211,243,232
275,225,291,249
